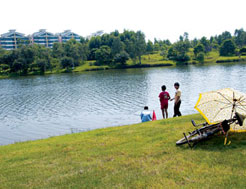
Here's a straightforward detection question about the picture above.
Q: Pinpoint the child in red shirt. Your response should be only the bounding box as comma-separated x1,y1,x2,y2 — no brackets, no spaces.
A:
159,85,170,119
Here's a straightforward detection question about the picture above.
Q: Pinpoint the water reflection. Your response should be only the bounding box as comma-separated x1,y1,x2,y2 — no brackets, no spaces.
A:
1,63,246,145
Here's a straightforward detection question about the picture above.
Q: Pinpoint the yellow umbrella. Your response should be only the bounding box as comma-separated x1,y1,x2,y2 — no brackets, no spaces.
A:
194,88,246,132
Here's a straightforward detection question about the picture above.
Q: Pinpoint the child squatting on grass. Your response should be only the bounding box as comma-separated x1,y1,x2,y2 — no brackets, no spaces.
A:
140,106,152,122
159,85,170,119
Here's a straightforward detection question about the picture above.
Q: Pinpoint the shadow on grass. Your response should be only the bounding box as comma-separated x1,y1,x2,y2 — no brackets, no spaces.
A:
177,132,246,151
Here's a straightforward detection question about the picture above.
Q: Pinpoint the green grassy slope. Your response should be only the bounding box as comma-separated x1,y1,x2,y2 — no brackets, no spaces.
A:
1,114,246,188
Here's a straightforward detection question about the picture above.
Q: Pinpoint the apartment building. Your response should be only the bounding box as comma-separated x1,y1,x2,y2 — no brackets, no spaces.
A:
59,30,81,43
0,29,82,50
0,30,29,50
31,29,59,48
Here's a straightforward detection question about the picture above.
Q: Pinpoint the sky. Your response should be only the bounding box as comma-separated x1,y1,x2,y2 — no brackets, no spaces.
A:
1,0,246,42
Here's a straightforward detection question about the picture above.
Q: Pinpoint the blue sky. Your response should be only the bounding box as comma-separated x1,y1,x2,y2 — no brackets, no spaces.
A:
1,0,246,42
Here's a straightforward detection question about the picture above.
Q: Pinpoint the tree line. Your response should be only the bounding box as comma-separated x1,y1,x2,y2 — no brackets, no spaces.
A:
166,30,246,63
1,29,246,75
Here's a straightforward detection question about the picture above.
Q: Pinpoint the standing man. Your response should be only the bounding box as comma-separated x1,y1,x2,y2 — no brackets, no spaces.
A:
171,82,182,117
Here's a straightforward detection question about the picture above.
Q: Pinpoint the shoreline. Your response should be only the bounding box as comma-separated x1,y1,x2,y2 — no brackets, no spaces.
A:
1,58,246,80
82,63,174,72
1,52,246,79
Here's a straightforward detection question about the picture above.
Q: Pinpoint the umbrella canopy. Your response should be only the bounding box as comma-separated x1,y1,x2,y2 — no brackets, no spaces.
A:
194,88,246,127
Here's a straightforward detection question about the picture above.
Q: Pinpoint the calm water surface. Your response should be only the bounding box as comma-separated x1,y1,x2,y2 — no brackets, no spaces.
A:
1,63,246,145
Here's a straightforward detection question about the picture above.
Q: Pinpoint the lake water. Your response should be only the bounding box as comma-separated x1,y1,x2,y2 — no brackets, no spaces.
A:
1,63,246,145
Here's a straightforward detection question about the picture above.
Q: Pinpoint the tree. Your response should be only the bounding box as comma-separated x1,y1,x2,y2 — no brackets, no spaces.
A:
60,57,74,70
164,40,171,46
191,38,198,48
221,31,232,41
135,31,146,64
1,51,18,71
89,36,101,49
124,39,136,61
95,45,112,65
111,30,120,37
209,36,219,50
52,43,64,58
32,44,52,71
160,49,167,60
146,40,154,54
174,41,189,60
167,41,190,62
80,36,88,44
36,59,47,73
0,47,5,59
101,34,113,47
200,37,211,53
88,48,97,60
219,39,236,56
216,31,232,45
120,30,136,42
76,42,89,62
234,28,246,48
239,47,246,55
111,37,124,56
194,44,205,57
61,39,88,66
197,52,205,63
153,43,160,51
179,35,184,41
12,58,24,74
184,32,188,40
167,47,177,60
0,61,10,74
19,46,35,74
114,51,129,65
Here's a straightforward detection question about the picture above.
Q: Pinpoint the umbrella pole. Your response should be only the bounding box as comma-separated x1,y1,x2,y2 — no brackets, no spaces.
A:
231,101,236,119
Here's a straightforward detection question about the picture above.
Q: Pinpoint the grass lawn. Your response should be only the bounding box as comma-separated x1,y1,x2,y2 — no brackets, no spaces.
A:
1,114,246,188
216,55,246,62
73,61,109,72
204,51,220,63
126,53,174,66
140,53,174,65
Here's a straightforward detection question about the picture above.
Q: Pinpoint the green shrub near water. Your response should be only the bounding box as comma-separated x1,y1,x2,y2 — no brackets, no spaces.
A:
197,52,205,63
1,114,246,188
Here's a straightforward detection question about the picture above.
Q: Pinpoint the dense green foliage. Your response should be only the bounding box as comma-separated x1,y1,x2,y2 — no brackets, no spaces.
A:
194,44,205,57
0,40,88,75
197,52,205,63
219,39,236,56
1,28,246,76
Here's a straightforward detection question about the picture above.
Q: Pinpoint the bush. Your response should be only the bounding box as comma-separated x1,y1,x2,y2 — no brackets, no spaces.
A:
95,46,112,65
240,47,246,55
219,39,236,56
114,51,129,65
194,44,205,57
0,64,10,71
197,52,205,63
175,54,190,62
60,57,74,70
